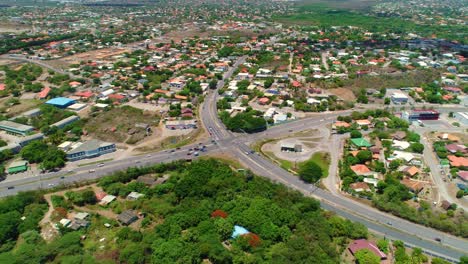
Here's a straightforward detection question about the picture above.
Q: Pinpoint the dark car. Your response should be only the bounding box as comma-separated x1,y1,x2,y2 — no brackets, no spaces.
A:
435,237,441,242
7,186,14,190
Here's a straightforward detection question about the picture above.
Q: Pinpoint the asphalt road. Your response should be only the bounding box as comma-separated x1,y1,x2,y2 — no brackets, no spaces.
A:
0,56,466,261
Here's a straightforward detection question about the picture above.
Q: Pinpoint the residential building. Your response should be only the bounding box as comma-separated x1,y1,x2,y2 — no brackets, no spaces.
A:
350,164,372,176
350,138,372,148
447,155,468,167
117,210,138,225
401,178,424,193
7,160,28,174
349,182,371,192
127,192,144,201
458,171,468,182
0,120,34,136
66,139,116,161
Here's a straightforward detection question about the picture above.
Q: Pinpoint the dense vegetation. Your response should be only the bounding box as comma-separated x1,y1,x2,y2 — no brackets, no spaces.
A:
219,110,267,133
0,159,370,263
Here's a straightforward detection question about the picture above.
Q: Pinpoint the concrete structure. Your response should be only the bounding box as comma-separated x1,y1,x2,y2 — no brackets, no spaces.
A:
0,120,34,136
127,192,144,200
453,112,468,125
51,115,80,129
46,97,76,108
10,108,41,120
7,160,28,174
66,139,116,161
391,92,409,104
280,143,302,152
165,120,197,130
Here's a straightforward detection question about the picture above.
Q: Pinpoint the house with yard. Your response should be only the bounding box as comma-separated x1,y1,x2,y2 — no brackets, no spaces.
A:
350,164,373,176
350,138,372,148
447,155,468,167
348,239,387,260
349,182,371,192
401,178,424,193
117,210,139,225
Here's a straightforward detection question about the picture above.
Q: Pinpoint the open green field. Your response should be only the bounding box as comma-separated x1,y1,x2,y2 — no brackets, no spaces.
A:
273,2,467,43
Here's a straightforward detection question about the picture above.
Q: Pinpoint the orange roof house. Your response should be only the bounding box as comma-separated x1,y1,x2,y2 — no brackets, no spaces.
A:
69,81,82,87
401,178,424,193
350,164,372,175
37,87,51,99
258,97,269,105
0,84,5,91
333,121,350,128
403,166,420,177
447,155,468,167
174,95,187,100
350,182,371,192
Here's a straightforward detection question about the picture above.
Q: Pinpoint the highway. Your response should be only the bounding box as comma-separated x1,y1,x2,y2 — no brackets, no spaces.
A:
0,56,466,261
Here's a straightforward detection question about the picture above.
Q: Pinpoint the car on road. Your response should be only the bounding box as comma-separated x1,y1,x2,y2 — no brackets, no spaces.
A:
170,149,175,153
435,237,442,242
60,176,65,179
176,147,181,150
135,161,141,163
387,222,392,226
146,154,151,157
98,163,104,167
7,186,14,190
194,152,199,156
89,169,95,173
245,151,250,155
48,183,55,187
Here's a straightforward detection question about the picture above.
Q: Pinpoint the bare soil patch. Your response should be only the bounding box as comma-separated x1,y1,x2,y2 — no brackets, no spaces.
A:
329,88,356,101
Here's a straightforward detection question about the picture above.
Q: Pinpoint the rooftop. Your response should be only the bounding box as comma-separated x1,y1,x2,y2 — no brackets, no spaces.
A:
0,120,34,132
68,139,113,155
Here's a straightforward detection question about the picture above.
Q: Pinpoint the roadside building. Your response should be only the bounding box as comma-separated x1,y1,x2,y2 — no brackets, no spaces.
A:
453,112,468,125
402,109,439,121
349,182,371,192
350,164,372,176
165,120,197,130
66,139,116,161
7,160,28,174
0,120,34,136
117,210,138,225
280,143,302,152
447,155,468,167
46,97,76,108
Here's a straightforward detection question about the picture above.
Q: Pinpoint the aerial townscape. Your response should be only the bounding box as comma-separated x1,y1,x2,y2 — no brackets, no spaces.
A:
0,0,467,263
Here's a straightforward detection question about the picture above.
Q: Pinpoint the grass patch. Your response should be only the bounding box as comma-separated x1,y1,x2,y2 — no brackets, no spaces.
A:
1,99,42,117
85,105,160,144
306,152,330,178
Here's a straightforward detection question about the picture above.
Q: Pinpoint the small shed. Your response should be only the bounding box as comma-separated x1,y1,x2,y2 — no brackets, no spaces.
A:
118,210,138,225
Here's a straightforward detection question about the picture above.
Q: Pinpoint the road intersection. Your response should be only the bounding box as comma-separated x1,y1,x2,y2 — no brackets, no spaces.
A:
0,56,467,262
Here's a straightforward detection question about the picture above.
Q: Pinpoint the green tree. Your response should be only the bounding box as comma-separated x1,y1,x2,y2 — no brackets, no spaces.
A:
350,130,362,138
299,161,323,183
354,249,380,264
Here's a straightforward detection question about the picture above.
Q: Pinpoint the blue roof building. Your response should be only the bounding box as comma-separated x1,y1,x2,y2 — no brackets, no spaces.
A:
231,225,249,238
46,97,76,108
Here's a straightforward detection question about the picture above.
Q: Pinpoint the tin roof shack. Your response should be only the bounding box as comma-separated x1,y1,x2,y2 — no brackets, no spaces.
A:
118,210,138,225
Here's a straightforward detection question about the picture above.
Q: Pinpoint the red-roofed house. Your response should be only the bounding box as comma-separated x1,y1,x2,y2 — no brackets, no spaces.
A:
69,81,82,88
350,164,372,176
458,171,468,182
0,84,5,91
292,81,301,88
348,239,387,260
448,155,468,167
258,97,270,105
108,93,126,102
37,87,51,99
75,91,94,99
